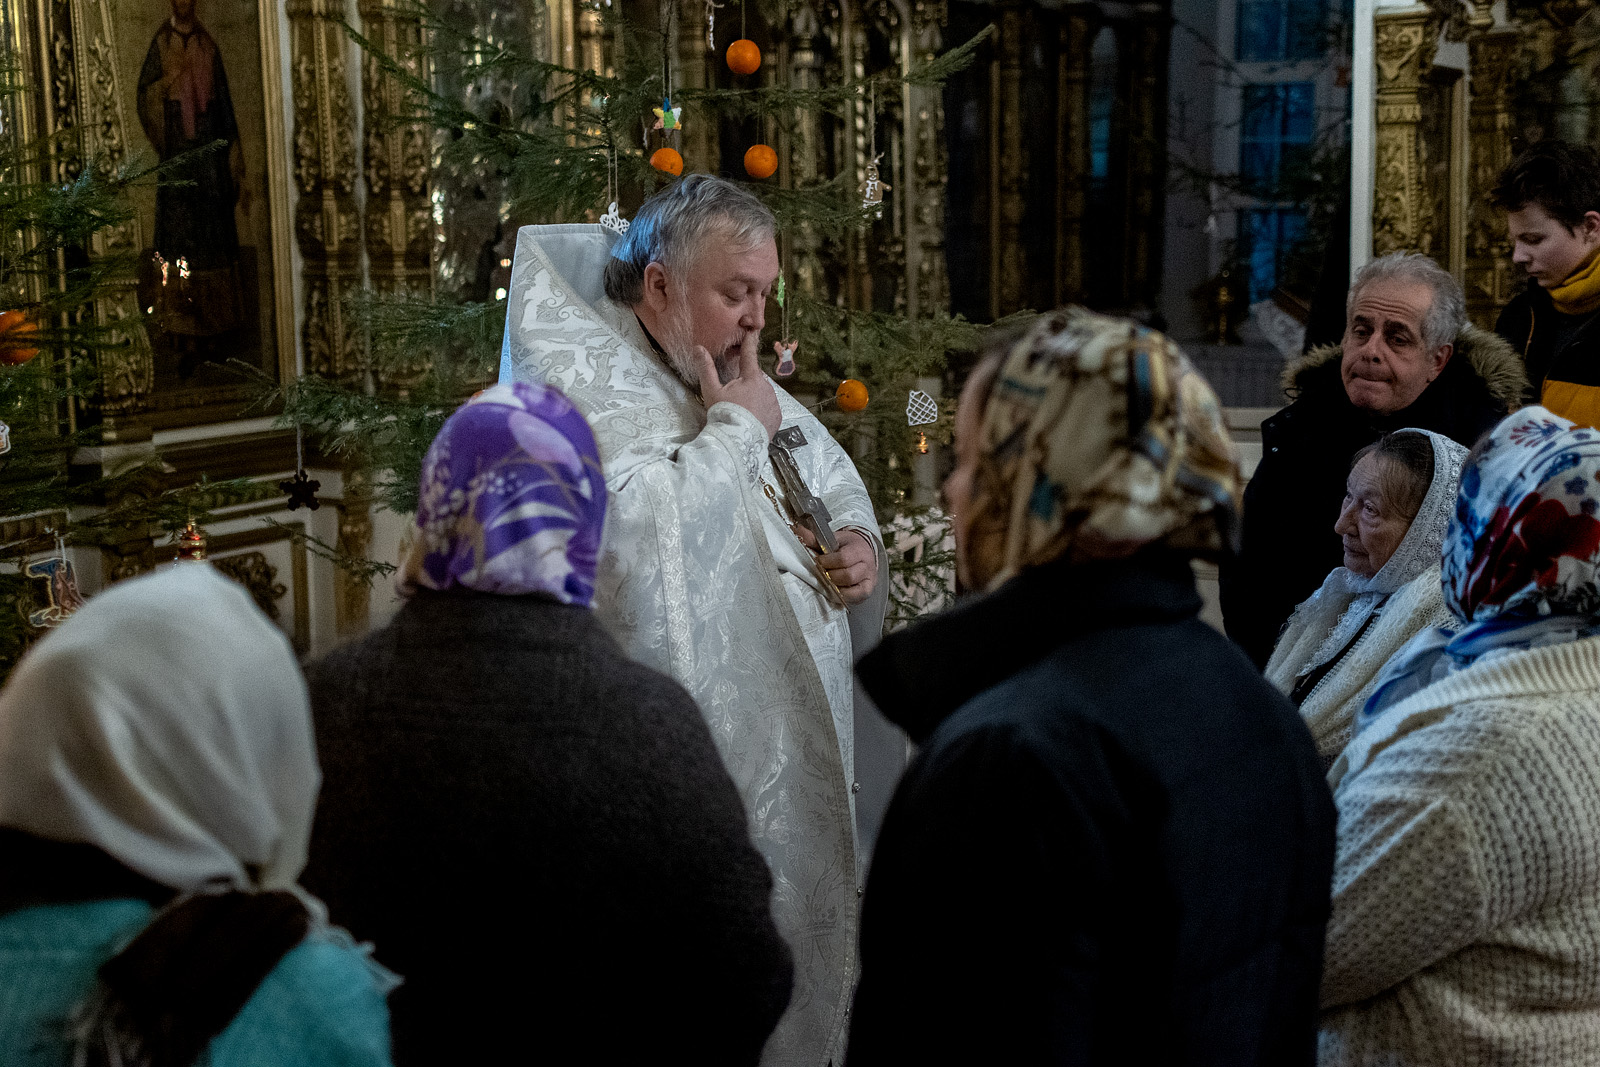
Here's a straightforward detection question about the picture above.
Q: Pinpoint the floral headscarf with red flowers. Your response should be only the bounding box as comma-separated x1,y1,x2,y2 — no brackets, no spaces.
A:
1349,406,1600,745
1446,406,1600,621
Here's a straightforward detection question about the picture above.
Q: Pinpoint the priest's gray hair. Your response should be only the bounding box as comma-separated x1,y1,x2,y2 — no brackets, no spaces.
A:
1347,251,1466,353
603,175,776,306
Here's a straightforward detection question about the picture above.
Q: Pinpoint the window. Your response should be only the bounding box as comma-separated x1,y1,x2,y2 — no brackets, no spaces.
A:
1240,82,1314,192
1237,0,1327,61
1243,208,1307,304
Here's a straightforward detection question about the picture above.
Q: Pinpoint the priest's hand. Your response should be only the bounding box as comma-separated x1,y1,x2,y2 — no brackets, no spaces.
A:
697,333,781,439
798,525,879,605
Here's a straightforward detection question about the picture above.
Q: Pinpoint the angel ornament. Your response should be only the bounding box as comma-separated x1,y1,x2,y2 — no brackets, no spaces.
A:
863,159,890,217
773,339,798,378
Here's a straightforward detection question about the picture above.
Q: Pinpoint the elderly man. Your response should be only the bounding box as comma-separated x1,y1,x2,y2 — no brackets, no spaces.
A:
497,176,890,1067
1221,252,1526,668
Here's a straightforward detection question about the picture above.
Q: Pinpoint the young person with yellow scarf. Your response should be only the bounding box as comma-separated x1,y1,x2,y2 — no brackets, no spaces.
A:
1493,140,1600,426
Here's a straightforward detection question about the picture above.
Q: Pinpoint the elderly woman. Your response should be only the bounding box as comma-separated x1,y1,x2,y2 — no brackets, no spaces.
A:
302,382,793,1067
0,564,394,1067
1266,429,1468,765
847,309,1335,1065
1320,406,1600,1065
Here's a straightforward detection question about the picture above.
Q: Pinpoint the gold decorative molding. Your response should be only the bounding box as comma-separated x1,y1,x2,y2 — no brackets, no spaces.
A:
1054,10,1090,306
1464,30,1517,328
906,0,950,319
289,0,362,379
359,0,431,297
990,1,1027,318
1371,10,1440,259
214,549,289,620
334,461,373,640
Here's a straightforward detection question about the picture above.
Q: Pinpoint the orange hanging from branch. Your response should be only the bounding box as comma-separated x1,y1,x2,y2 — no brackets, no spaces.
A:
726,39,761,75
0,309,40,366
744,144,777,179
836,378,869,412
649,147,684,176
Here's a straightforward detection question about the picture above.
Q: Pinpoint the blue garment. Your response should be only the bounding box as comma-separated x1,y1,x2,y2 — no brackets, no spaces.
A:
0,899,394,1067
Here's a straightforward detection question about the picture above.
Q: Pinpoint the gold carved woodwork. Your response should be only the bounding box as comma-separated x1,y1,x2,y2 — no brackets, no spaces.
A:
289,0,362,380
213,550,289,621
359,0,432,299
1055,10,1090,306
1372,10,1439,260
1464,30,1517,329
907,0,951,319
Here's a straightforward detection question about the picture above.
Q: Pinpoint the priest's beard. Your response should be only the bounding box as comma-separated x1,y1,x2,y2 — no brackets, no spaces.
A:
656,295,738,388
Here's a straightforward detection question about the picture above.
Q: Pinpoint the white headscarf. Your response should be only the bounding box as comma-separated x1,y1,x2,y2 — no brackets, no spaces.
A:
1266,429,1470,691
0,564,318,894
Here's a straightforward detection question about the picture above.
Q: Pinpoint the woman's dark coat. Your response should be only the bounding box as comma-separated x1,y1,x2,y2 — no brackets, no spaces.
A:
1219,325,1526,667
302,591,793,1067
845,553,1337,1066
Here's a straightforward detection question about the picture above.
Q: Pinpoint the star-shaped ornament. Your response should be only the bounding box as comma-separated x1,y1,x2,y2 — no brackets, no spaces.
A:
279,469,322,511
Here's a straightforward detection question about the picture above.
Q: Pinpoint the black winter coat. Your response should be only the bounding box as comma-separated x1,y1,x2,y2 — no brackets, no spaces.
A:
1219,327,1525,667
846,553,1336,1067
1495,278,1600,403
302,591,793,1067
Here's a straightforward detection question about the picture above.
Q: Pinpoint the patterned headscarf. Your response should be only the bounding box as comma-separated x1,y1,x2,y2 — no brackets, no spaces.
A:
397,382,606,605
970,307,1242,591
1354,407,1600,735
1445,406,1600,620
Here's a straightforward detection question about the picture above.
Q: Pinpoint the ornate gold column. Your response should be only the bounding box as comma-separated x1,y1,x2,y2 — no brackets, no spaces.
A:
334,461,373,640
1464,30,1518,328
786,1,826,298
1055,10,1091,306
1371,10,1438,258
289,0,362,379
358,0,431,299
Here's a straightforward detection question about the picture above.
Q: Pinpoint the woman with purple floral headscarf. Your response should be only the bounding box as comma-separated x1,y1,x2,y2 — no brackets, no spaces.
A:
301,382,793,1067
1319,406,1600,1066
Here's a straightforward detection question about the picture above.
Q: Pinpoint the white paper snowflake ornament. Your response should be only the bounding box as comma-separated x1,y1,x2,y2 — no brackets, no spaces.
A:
906,389,938,426
599,201,630,235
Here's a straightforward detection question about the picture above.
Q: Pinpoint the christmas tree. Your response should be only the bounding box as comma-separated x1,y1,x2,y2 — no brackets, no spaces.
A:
0,60,263,677
282,0,996,624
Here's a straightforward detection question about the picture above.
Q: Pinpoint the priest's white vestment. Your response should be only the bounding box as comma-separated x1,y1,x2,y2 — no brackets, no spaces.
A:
498,224,888,1066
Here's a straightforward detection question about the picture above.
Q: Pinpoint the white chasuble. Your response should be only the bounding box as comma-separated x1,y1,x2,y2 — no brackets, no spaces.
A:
498,224,888,1067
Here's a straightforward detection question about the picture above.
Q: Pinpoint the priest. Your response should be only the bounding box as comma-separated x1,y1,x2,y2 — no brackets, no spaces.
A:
498,175,890,1067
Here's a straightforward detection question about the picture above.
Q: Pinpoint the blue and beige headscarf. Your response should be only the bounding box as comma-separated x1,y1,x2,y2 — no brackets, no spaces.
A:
397,382,606,606
1358,406,1600,725
970,307,1242,590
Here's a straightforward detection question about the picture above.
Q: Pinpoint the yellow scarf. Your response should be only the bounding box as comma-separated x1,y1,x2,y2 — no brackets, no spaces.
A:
1550,248,1600,315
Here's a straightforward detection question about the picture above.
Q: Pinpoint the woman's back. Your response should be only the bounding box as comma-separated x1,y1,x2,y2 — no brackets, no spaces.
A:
0,900,391,1067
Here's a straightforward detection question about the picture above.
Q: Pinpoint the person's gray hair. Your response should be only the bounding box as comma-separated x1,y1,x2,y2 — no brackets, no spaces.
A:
1347,251,1466,353
603,175,776,305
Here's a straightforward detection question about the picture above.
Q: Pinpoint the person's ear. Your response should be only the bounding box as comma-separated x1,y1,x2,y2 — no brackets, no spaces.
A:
1430,341,1453,380
1582,211,1600,246
641,261,671,314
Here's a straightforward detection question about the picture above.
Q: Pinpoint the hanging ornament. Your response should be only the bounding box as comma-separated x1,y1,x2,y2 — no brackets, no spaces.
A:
726,38,761,75
600,201,631,235
0,309,40,366
917,431,928,454
26,529,84,628
772,339,798,378
650,147,684,175
174,519,207,562
906,389,938,426
836,378,869,412
862,158,890,218
652,98,682,131
706,0,725,49
278,426,321,511
744,143,777,179
0,420,10,456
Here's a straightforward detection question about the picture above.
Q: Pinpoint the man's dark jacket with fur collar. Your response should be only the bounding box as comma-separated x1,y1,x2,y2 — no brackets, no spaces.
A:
1219,326,1527,668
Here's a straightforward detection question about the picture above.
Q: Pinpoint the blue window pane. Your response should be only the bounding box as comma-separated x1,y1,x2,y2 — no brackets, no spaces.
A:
1286,0,1327,59
1282,83,1315,139
1243,208,1309,303
1241,85,1279,139
1237,0,1281,61
1241,143,1278,187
